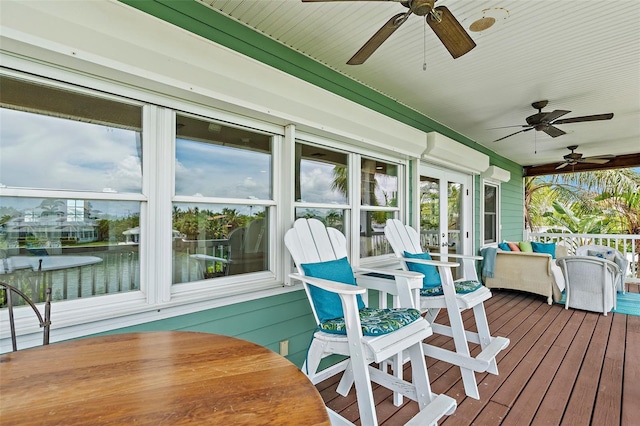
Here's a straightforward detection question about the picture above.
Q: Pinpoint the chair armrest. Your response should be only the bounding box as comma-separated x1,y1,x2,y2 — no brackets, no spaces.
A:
556,256,620,272
428,252,483,261
402,258,460,268
356,267,424,289
355,267,425,308
288,273,367,295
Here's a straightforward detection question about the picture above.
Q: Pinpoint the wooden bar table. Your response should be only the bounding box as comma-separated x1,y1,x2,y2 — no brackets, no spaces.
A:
0,331,331,425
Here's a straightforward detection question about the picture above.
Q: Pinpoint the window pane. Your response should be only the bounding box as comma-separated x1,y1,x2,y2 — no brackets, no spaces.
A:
175,115,272,199
420,176,440,251
361,159,398,207
295,143,348,204
0,197,140,303
172,203,268,283
295,208,345,232
484,213,497,244
360,210,395,257
448,181,462,251
484,185,497,213
0,76,142,193
484,184,498,243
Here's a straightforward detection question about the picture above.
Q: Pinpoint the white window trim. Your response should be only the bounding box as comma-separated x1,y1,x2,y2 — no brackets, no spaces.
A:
0,53,412,350
481,180,501,246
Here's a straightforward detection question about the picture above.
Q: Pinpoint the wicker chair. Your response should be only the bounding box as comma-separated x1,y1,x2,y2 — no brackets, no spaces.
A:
575,244,628,293
555,256,619,315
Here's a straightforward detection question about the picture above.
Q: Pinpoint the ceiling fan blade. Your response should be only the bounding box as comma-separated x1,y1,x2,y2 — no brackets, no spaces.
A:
347,12,410,65
527,110,570,126
543,109,571,122
426,6,476,59
552,113,614,125
581,156,613,164
488,124,530,130
493,127,533,142
556,162,570,170
542,125,566,138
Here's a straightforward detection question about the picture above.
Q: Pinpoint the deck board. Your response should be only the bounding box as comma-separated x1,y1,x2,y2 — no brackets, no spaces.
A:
594,313,625,425
315,288,640,425
622,315,640,425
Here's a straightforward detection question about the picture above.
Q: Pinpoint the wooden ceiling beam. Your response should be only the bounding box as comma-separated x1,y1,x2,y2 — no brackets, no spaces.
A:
523,153,640,177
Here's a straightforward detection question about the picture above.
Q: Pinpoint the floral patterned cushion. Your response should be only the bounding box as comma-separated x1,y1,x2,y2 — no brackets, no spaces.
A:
319,307,422,336
419,280,482,297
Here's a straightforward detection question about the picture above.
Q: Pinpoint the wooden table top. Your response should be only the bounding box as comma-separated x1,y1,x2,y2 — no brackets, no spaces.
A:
0,331,330,425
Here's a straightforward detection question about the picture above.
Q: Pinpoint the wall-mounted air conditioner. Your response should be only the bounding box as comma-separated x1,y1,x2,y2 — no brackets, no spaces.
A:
423,132,489,174
481,165,511,183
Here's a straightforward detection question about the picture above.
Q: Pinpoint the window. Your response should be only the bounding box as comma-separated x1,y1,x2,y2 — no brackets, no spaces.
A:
483,182,499,244
0,76,143,303
360,158,400,258
294,142,349,232
173,114,274,283
0,69,408,331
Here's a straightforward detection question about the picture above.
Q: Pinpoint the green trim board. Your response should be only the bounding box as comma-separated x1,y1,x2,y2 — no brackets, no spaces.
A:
119,0,519,168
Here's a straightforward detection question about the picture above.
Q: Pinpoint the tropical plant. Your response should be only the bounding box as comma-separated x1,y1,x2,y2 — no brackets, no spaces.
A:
542,200,616,234
525,169,640,235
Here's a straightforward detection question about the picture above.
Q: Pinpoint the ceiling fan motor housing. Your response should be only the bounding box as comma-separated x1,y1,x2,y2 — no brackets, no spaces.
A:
409,0,435,16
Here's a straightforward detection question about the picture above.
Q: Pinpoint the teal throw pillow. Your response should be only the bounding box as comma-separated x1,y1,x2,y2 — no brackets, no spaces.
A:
301,257,365,323
531,241,556,259
498,242,511,251
403,251,442,289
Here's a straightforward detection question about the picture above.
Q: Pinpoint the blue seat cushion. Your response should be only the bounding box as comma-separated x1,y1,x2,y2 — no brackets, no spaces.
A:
301,257,365,323
403,251,442,289
319,307,422,336
531,241,556,259
419,279,483,297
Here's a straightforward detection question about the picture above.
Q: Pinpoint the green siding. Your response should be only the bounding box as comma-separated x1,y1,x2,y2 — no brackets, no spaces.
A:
494,160,525,242
95,290,316,367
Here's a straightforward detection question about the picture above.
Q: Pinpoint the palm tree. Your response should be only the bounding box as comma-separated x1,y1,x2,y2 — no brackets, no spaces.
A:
524,169,640,233
330,165,348,197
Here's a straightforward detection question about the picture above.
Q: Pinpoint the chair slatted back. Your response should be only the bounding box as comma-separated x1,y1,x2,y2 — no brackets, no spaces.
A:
385,219,423,258
285,218,348,271
1,282,51,352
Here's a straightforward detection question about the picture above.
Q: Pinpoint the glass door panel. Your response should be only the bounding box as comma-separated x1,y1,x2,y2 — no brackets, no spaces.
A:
448,181,462,256
419,176,440,252
419,166,472,279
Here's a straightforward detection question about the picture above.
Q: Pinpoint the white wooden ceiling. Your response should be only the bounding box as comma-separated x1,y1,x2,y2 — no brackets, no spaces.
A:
198,0,639,170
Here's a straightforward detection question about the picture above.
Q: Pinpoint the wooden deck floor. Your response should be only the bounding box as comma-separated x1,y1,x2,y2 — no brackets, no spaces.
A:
317,283,640,425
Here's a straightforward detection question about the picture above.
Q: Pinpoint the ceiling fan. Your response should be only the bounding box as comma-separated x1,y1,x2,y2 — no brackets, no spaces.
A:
494,100,614,142
302,0,476,65
556,145,613,170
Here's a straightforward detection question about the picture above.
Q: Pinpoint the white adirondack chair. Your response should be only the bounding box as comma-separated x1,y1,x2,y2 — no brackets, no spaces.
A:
384,219,510,400
285,218,456,426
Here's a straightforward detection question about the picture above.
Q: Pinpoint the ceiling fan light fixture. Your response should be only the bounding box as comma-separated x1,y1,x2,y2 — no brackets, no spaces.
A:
463,8,510,35
469,17,495,32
